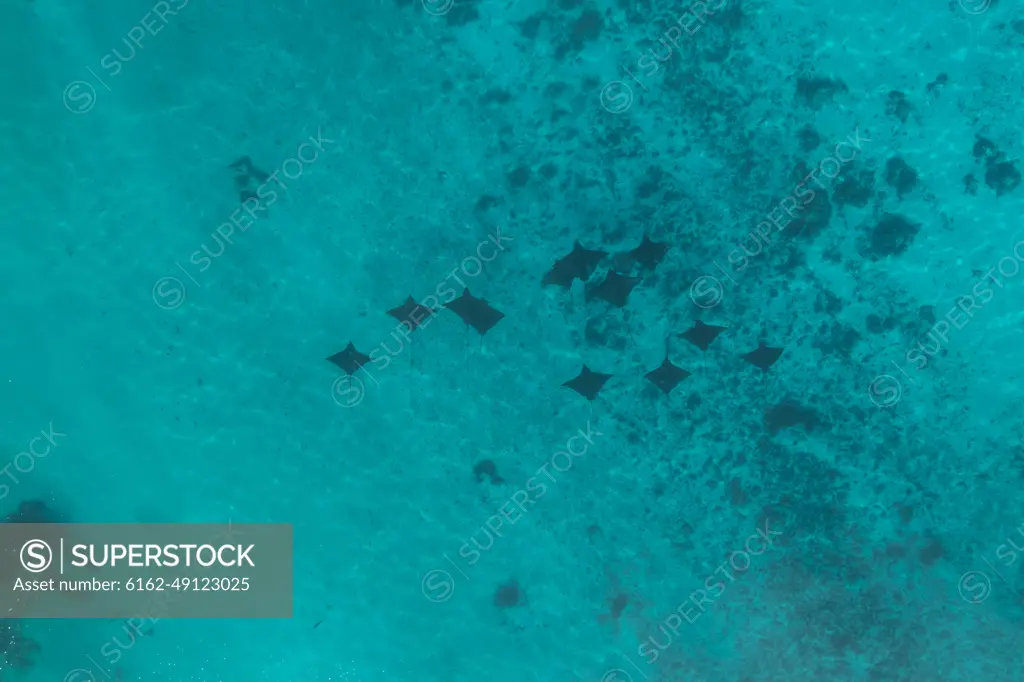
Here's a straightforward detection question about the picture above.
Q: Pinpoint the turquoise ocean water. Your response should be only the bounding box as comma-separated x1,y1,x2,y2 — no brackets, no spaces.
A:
2,0,1023,679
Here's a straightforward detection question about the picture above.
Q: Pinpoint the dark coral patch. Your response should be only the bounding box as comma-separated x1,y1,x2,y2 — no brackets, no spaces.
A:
884,157,918,199
795,76,848,109
765,401,821,434
494,579,522,608
865,213,920,260
985,160,1021,196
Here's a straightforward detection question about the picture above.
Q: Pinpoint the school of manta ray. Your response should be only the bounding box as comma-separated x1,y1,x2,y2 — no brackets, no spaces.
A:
326,234,785,400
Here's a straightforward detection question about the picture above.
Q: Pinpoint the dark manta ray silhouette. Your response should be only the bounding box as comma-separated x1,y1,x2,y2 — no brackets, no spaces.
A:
445,289,505,335
588,271,641,308
644,349,691,396
229,156,269,193
4,500,59,523
563,365,613,401
388,296,435,332
229,156,254,174
680,320,727,352
680,320,727,375
628,234,669,270
742,343,784,372
543,241,607,288
229,156,268,181
327,343,370,375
